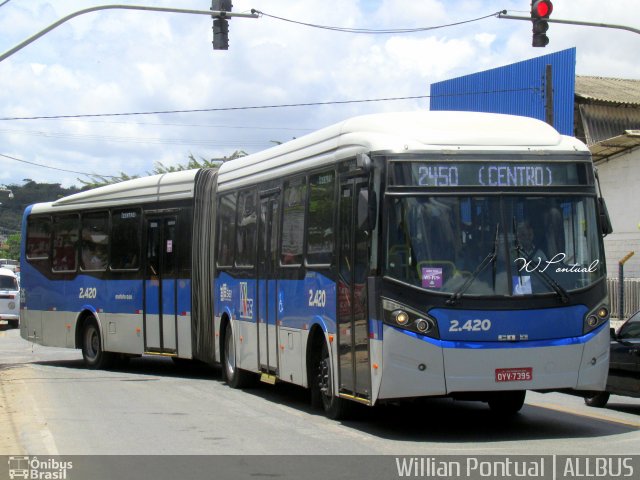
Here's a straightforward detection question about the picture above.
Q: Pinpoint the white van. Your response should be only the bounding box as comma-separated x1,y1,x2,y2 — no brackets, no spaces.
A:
0,267,20,328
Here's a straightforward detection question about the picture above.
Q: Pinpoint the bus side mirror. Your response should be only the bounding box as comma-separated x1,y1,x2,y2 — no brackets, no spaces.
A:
597,197,613,236
357,189,377,232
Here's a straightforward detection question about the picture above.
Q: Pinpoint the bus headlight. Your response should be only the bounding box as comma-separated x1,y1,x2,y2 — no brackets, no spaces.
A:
392,310,409,326
382,298,439,338
415,319,431,333
584,304,609,334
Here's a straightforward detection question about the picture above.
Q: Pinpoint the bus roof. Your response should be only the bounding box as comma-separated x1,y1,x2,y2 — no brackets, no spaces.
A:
30,169,199,213
27,111,589,213
216,111,589,191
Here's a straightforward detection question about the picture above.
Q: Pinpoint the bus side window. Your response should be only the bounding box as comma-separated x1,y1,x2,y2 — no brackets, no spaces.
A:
307,170,335,266
281,177,306,266
236,189,257,268
26,216,52,267
52,215,79,272
217,193,237,268
80,211,109,271
111,209,141,270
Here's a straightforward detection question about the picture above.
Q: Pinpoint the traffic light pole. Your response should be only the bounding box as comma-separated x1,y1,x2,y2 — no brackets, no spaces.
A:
498,13,640,36
0,4,259,63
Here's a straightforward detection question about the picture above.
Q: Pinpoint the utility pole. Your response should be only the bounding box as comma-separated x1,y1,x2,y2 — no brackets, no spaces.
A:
544,64,553,127
0,4,259,62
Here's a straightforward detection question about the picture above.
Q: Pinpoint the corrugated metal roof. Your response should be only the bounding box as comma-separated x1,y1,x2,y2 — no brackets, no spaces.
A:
575,76,640,106
579,103,640,145
591,130,640,163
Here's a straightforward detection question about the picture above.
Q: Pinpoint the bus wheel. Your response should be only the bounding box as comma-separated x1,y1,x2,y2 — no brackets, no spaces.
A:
222,324,254,388
488,391,526,415
81,318,113,370
314,339,350,420
584,392,610,408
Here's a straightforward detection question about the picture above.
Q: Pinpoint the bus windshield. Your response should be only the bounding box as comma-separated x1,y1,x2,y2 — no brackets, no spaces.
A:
385,195,604,297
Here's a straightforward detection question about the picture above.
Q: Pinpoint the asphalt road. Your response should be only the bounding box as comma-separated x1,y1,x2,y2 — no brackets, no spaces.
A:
1,326,639,456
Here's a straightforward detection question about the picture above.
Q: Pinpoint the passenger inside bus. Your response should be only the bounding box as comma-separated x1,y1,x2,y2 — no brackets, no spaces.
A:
82,243,108,270
515,220,547,262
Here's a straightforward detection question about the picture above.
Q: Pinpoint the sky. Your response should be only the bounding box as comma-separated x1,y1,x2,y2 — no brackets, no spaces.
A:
0,0,639,188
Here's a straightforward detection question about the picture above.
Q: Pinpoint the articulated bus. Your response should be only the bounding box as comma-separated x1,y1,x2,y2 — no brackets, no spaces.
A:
20,111,612,418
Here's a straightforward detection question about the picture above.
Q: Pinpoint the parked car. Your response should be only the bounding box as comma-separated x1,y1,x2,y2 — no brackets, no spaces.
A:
584,310,640,407
0,267,20,328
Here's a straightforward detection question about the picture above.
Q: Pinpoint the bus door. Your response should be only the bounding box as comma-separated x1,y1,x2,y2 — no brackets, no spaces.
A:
337,178,372,401
144,215,178,354
257,191,280,376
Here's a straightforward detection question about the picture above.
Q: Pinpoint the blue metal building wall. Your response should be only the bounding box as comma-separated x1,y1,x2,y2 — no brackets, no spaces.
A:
430,48,576,136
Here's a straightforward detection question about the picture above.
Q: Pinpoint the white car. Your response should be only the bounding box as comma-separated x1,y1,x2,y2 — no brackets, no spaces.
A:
0,267,20,328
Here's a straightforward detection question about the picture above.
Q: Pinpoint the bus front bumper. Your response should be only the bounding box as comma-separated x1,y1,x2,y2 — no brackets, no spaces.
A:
376,323,609,401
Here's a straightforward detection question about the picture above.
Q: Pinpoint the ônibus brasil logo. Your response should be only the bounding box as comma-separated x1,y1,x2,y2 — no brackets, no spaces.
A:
8,456,73,480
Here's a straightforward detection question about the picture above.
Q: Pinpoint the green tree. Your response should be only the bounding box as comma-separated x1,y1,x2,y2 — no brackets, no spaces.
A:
77,151,247,189
0,232,21,260
77,172,139,191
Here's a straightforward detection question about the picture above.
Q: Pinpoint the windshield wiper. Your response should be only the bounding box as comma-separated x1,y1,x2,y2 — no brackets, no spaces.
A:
512,217,570,303
446,223,500,306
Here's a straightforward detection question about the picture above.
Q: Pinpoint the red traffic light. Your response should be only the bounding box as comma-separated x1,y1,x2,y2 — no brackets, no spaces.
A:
531,1,553,18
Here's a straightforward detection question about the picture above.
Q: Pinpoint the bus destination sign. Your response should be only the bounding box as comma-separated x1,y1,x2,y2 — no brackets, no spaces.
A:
393,162,591,188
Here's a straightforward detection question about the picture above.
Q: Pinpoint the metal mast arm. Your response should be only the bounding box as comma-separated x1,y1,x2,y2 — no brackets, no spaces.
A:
0,4,259,62
498,13,640,35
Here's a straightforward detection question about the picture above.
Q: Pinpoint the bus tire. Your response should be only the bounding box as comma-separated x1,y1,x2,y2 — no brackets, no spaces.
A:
81,317,113,370
222,323,254,388
313,338,350,420
488,390,526,415
584,392,610,408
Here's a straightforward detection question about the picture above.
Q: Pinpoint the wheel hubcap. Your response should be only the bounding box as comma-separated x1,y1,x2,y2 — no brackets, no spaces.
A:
225,330,235,377
318,358,330,395
86,327,99,359
317,350,333,409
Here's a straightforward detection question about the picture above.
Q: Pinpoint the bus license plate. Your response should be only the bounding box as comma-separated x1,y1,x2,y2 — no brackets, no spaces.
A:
495,367,532,382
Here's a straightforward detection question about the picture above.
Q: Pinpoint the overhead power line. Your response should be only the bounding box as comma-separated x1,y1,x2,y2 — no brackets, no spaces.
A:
253,9,506,34
0,128,271,147
69,120,313,131
0,88,538,121
0,152,117,178
25,118,314,131
0,95,431,121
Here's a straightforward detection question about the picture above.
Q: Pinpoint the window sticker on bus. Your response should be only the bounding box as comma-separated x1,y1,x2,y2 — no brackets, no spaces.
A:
220,284,232,302
513,276,532,295
166,240,173,253
422,268,442,289
239,282,253,319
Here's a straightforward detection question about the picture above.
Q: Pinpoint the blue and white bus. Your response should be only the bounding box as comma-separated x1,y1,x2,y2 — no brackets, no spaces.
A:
21,111,612,417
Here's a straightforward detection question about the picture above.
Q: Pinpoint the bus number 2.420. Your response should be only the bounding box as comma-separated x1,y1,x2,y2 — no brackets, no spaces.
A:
308,289,327,308
449,319,491,332
79,287,97,299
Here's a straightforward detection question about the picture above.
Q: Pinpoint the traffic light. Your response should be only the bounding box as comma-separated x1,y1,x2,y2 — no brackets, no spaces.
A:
211,0,232,50
531,1,553,47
